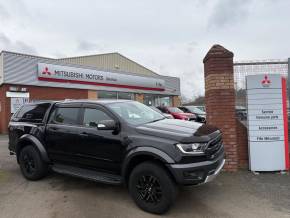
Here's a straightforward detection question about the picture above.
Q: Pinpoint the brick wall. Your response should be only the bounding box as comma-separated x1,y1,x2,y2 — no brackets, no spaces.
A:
203,44,239,171
172,96,181,107
236,120,249,169
27,85,88,100
88,90,98,99
135,93,144,103
0,84,88,133
0,85,9,133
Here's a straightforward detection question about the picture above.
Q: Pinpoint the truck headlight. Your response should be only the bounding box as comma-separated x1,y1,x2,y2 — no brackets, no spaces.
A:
176,143,207,154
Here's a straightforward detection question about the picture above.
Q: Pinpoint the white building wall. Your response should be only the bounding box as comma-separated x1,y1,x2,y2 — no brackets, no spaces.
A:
2,51,181,96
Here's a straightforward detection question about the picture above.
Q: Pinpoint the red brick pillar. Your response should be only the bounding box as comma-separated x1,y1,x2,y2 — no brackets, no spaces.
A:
172,96,181,107
203,44,238,171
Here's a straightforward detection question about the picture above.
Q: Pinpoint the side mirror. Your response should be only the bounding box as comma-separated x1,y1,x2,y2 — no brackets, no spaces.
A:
97,120,117,130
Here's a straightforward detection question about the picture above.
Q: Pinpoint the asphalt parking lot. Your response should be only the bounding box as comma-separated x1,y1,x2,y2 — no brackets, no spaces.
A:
0,135,289,218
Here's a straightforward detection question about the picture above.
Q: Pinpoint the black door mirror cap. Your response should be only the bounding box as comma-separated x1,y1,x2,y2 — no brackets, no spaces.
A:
97,120,117,131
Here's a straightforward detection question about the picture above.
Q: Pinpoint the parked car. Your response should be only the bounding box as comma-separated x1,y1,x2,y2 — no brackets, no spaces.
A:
157,106,196,121
195,105,206,112
8,100,225,214
149,106,174,119
179,106,206,123
236,106,247,121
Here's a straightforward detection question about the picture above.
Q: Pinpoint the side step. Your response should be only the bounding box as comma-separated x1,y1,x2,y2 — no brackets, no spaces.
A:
51,164,122,185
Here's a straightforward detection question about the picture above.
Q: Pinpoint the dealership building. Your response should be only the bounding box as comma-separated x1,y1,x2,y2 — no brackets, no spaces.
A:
0,51,180,133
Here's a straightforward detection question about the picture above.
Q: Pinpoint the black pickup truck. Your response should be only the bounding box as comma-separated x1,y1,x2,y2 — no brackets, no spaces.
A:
8,100,225,214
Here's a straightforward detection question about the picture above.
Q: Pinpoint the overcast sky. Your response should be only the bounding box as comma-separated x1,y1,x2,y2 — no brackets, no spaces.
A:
0,0,290,99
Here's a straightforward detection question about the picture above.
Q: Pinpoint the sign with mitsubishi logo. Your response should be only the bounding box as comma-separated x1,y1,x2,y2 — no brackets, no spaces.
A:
37,63,165,91
246,74,289,171
42,67,52,75
261,75,271,87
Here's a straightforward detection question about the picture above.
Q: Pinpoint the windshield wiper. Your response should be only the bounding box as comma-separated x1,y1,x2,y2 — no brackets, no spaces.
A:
148,117,166,123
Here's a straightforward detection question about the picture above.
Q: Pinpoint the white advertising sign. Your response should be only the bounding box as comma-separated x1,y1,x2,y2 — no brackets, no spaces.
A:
38,63,165,91
11,97,29,113
246,74,289,171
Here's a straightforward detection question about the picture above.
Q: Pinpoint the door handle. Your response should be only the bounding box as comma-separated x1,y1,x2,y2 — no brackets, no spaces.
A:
48,127,59,131
80,132,89,137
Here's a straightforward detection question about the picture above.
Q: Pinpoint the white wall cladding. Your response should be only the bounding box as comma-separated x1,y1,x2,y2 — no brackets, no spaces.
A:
0,53,3,85
2,51,180,96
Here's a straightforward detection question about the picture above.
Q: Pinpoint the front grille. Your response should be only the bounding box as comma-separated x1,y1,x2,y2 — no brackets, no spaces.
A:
179,155,208,164
206,135,223,155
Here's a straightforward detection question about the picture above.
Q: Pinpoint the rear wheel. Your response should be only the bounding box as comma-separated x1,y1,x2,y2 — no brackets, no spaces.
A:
128,161,177,214
19,145,48,180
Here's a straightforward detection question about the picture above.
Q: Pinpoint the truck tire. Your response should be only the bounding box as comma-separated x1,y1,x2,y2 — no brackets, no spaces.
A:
19,145,48,181
128,161,177,214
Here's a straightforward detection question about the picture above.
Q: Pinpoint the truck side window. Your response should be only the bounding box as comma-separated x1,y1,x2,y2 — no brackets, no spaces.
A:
16,103,50,122
52,107,79,125
83,108,112,127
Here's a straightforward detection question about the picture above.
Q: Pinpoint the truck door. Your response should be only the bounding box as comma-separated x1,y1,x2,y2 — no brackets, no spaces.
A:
76,104,123,174
45,103,82,164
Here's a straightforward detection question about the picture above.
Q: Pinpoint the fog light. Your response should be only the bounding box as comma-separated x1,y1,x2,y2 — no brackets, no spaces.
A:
183,171,204,180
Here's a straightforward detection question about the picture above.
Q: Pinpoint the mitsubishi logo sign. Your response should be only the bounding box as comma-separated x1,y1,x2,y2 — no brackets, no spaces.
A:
42,67,52,75
261,75,271,87
37,63,166,91
246,74,289,171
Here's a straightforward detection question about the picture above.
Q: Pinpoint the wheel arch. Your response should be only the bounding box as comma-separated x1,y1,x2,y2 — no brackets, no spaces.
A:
16,134,50,163
122,147,175,184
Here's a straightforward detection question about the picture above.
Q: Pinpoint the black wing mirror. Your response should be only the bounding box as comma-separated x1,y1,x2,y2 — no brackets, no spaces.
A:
97,120,117,130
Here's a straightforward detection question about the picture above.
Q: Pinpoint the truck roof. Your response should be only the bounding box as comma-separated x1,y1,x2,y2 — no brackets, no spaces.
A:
26,99,133,106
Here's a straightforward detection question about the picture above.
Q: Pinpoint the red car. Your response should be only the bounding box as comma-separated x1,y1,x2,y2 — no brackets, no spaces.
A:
157,106,196,121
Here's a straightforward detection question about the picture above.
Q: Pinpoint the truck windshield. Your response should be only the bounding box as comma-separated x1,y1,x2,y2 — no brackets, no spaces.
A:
108,101,165,125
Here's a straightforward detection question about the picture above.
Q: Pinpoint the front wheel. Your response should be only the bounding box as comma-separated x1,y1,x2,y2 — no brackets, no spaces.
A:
19,145,48,181
128,161,177,214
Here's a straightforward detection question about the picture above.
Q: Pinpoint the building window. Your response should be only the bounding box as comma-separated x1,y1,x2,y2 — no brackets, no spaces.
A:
118,92,133,100
98,91,134,100
143,95,173,107
97,91,173,106
98,91,117,99
144,94,154,106
159,96,172,106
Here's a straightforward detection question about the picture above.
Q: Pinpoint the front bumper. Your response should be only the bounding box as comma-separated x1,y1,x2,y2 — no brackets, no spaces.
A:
167,151,225,185
204,158,225,183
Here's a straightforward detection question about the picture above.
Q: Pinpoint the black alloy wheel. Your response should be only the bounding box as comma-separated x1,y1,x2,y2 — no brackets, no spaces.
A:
129,161,177,214
22,153,36,175
19,145,48,181
136,175,162,204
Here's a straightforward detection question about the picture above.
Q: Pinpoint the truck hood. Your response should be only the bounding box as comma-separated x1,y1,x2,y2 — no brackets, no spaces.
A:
135,119,220,143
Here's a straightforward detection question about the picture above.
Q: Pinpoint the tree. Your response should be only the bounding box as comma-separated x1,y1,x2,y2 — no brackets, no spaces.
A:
183,95,205,106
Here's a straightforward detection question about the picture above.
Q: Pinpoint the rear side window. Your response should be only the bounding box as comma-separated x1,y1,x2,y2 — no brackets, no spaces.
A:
51,107,79,125
16,103,50,121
